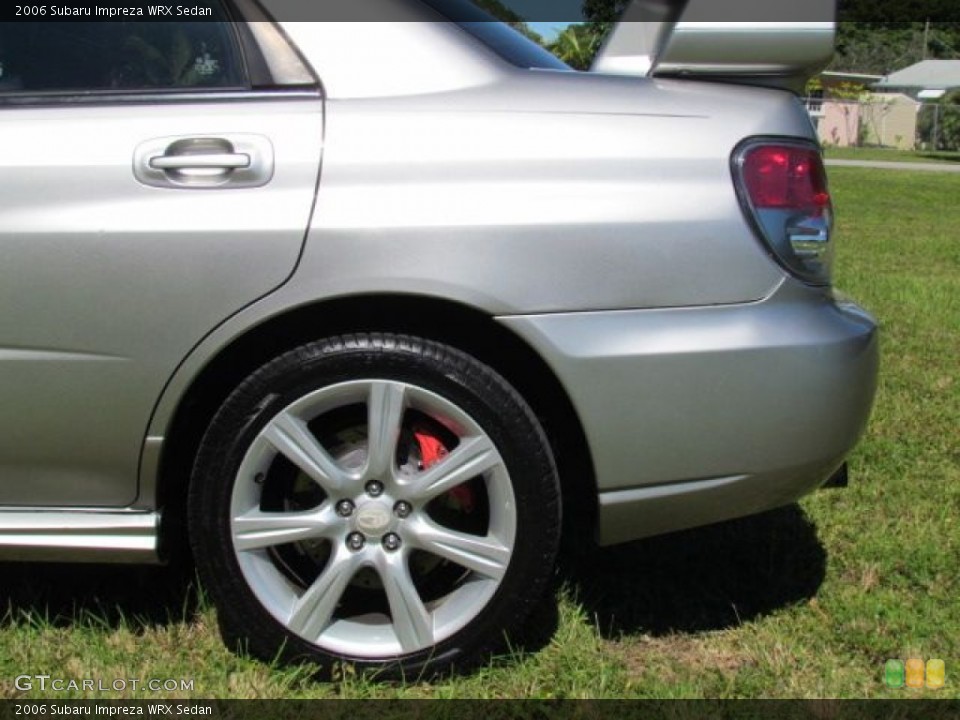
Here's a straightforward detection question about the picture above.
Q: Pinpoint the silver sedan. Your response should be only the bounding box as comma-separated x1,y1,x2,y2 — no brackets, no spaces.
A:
0,0,876,676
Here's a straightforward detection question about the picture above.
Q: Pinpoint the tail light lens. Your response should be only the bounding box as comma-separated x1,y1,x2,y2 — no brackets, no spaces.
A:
733,140,833,285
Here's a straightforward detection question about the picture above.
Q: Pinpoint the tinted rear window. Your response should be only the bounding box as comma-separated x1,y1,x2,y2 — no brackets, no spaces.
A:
419,0,571,70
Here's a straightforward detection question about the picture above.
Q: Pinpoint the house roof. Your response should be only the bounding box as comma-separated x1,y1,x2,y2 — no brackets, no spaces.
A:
875,60,960,90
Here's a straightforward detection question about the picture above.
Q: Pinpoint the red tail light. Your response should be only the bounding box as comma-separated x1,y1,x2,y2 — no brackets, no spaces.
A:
741,145,831,212
733,140,833,285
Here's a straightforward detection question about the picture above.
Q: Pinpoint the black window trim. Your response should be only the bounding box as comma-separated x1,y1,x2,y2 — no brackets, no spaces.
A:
0,87,322,109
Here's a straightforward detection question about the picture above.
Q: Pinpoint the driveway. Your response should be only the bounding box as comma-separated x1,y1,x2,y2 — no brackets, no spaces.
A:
826,159,960,173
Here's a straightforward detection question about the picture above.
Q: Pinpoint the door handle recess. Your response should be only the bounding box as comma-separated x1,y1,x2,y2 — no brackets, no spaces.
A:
134,134,274,189
149,153,251,171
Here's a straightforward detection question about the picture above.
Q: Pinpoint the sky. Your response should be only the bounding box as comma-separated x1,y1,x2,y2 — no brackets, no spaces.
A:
528,22,574,41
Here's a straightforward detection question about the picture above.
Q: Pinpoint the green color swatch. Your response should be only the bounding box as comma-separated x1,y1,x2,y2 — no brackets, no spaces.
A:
885,659,905,688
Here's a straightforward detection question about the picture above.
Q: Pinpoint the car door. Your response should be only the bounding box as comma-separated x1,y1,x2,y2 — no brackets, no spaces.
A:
0,12,324,506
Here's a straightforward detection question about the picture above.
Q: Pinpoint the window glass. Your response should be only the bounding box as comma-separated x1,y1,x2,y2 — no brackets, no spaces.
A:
418,0,570,71
0,12,245,95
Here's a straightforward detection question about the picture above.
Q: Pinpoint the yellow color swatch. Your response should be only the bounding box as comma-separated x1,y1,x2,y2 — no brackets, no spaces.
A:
926,659,945,689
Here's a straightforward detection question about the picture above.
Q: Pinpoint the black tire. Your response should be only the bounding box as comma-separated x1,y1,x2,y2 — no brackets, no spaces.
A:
188,333,560,677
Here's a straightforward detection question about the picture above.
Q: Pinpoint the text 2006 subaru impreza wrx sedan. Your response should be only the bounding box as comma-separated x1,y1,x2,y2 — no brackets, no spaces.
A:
0,0,877,675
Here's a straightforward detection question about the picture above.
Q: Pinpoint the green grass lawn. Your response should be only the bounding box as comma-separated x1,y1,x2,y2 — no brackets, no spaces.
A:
2,169,957,700
824,146,960,164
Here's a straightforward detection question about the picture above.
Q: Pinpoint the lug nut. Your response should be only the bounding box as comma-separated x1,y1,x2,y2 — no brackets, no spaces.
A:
382,533,402,552
336,500,355,517
346,532,365,551
394,501,412,519
365,480,384,497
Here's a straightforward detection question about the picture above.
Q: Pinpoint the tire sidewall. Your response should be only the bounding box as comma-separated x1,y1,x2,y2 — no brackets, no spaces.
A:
189,335,560,676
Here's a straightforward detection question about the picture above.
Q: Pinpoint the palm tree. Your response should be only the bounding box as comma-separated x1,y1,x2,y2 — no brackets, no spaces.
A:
548,24,604,70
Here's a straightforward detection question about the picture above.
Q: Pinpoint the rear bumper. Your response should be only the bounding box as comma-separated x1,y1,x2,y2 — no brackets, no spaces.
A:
498,280,878,545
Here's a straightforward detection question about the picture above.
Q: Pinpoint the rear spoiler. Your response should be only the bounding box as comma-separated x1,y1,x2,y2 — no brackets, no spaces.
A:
591,0,836,94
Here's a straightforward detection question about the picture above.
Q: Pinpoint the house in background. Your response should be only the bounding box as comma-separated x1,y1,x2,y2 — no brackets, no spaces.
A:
807,71,884,148
859,92,924,149
833,60,960,150
874,59,960,101
805,62,960,150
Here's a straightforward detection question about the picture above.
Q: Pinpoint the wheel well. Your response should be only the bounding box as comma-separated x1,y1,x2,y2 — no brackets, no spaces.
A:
157,295,596,557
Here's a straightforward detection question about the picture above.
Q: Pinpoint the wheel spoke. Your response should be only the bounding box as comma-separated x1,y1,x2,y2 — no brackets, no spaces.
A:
364,381,406,482
411,520,510,581
375,552,434,653
232,506,336,552
287,549,362,642
231,374,524,659
405,435,500,502
262,411,348,494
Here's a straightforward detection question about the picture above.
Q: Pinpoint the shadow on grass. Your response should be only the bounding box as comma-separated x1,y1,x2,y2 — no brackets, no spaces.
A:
561,504,826,638
0,504,824,653
916,151,960,163
0,559,198,630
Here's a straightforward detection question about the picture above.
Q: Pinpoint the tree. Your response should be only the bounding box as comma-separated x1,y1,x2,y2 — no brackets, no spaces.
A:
548,24,605,70
831,22,960,74
582,0,631,23
918,90,960,150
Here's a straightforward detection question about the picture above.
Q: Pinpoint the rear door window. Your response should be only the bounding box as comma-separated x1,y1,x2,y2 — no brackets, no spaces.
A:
0,6,245,96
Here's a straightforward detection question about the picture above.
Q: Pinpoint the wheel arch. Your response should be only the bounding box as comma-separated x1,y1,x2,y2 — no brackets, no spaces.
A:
153,294,597,558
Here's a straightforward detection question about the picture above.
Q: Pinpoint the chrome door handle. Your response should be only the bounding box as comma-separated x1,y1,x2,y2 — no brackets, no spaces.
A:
149,153,251,171
134,134,274,189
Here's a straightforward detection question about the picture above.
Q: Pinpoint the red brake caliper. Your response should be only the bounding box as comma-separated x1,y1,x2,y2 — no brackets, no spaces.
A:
414,427,475,513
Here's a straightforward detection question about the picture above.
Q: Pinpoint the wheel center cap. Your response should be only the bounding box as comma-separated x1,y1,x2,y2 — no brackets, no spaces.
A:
355,502,391,534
